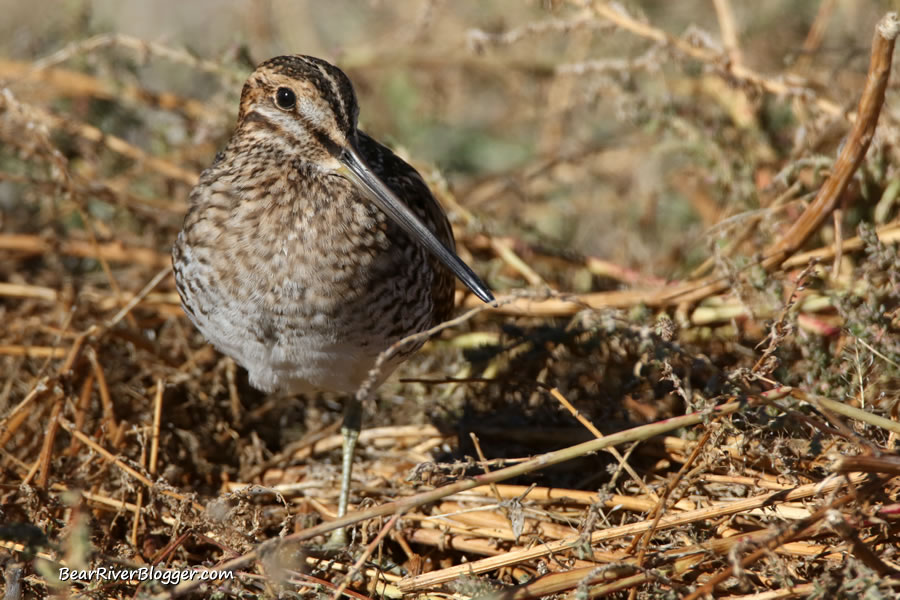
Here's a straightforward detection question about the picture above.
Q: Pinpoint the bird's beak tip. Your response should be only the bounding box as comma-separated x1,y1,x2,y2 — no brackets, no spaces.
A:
338,145,496,305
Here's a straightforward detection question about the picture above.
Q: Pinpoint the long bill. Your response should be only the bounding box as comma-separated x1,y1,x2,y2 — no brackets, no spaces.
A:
338,145,495,304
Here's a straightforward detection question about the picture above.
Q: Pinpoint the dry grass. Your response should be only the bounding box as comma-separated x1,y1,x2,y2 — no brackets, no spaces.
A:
1,1,900,598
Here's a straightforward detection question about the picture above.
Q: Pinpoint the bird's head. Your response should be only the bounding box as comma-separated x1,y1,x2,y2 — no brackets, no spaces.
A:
237,54,359,167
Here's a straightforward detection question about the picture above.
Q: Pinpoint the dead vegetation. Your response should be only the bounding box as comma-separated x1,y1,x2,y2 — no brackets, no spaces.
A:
1,1,900,598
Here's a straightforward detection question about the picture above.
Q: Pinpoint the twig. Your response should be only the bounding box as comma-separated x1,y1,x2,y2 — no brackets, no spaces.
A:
490,236,547,288
794,0,838,73
331,513,402,600
32,398,64,488
65,373,94,457
87,348,117,446
0,377,52,449
469,433,504,504
833,454,900,476
627,429,712,558
804,393,900,435
0,346,69,358
548,386,659,502
103,266,172,330
765,13,898,266
712,0,743,67
132,432,147,548
150,379,164,477
0,57,219,121
832,208,844,278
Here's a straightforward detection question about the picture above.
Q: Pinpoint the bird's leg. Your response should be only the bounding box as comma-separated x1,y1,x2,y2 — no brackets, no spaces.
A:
337,396,362,518
329,396,362,546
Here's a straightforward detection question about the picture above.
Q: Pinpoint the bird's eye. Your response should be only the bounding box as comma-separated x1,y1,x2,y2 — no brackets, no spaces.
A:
275,87,296,110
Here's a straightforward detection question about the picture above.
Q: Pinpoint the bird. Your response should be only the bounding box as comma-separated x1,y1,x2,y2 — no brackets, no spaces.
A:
172,54,494,542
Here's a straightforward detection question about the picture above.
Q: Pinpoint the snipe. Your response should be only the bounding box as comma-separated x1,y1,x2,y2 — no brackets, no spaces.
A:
172,54,493,541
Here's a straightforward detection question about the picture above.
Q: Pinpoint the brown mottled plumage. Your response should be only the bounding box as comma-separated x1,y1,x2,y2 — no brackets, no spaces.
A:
173,54,491,395
172,55,492,528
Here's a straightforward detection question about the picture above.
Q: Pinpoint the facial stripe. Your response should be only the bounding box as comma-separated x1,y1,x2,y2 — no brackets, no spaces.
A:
308,125,342,157
249,106,342,158
243,109,278,133
247,108,306,152
313,61,349,132
289,55,354,133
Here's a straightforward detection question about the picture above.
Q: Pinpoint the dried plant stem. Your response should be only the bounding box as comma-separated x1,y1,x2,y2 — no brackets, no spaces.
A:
103,266,172,331
451,484,695,512
627,429,712,560
712,0,743,67
804,393,900,435
766,14,898,264
794,0,838,73
548,386,659,501
331,513,402,600
149,379,164,477
469,433,504,504
0,377,52,449
0,345,69,358
31,398,63,488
